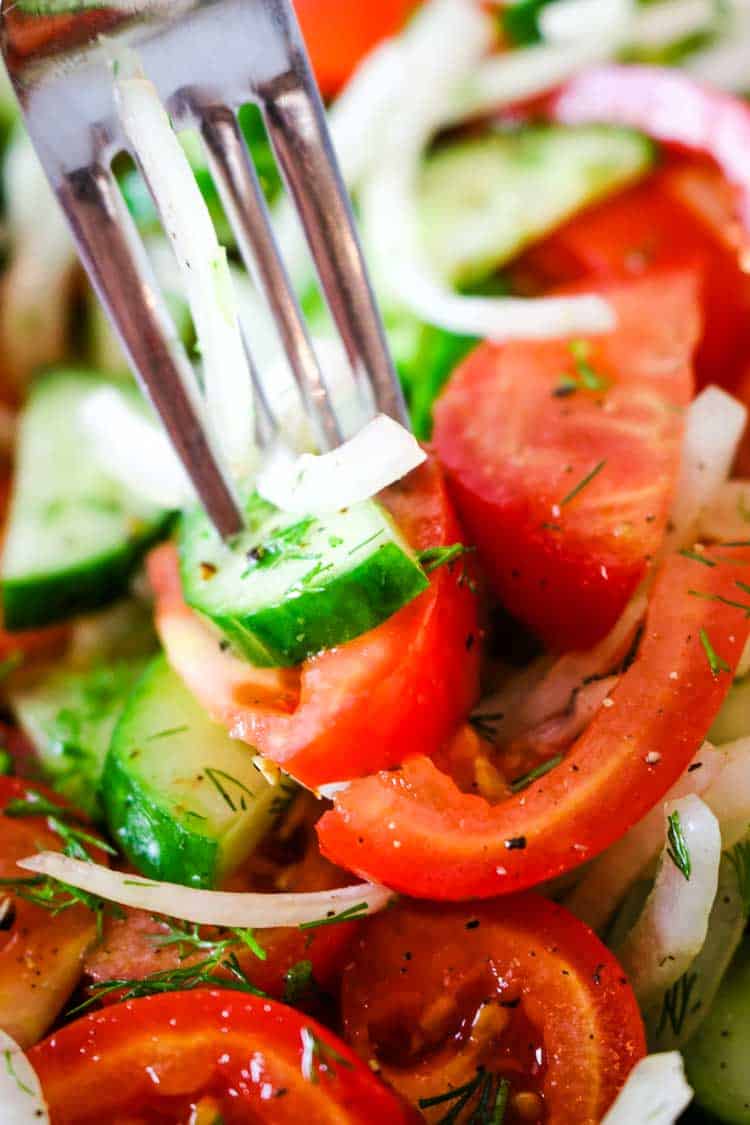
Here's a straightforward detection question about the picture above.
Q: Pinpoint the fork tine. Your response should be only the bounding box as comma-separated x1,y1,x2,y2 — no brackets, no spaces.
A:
199,105,342,452
57,163,244,539
256,29,409,427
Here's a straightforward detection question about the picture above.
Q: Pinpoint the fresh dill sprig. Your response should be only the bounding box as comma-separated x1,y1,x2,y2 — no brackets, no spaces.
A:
509,754,563,794
149,917,266,962
0,875,120,940
298,902,370,931
203,767,257,812
3,1048,32,1096
560,460,606,507
418,1068,511,1124
666,810,691,881
283,959,315,1006
699,628,732,677
417,543,475,575
726,838,750,917
4,792,116,862
679,549,716,567
70,949,267,1016
300,1027,352,1084
656,972,699,1039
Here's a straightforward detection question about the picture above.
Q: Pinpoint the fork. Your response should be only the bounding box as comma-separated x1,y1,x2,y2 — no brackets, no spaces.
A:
0,0,408,538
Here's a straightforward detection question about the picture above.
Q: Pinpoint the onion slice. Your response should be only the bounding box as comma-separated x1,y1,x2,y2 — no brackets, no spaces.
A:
115,62,254,479
17,852,392,929
564,743,725,932
256,414,426,515
616,794,721,1003
601,1053,692,1125
79,386,195,510
666,385,747,552
0,1030,49,1125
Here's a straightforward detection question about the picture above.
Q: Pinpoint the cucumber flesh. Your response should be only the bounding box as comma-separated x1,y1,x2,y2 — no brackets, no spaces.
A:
102,656,292,888
179,491,428,667
684,936,750,1123
10,658,148,820
1,370,171,630
419,124,656,287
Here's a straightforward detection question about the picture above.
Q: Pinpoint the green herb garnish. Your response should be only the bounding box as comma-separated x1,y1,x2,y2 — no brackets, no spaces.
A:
418,543,474,574
699,628,731,677
510,754,563,794
666,810,691,880
560,460,606,507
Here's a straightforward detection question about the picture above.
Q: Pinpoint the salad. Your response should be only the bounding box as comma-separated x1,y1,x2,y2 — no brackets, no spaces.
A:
3,0,750,1121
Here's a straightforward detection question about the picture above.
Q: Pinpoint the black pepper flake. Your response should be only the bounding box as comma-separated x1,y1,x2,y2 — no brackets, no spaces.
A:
500,997,521,1009
688,762,703,772
465,633,475,651
505,836,527,850
465,919,480,930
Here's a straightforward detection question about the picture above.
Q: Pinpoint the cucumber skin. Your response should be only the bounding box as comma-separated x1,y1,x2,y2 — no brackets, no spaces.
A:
685,938,750,1124
3,514,172,631
197,540,429,668
102,749,222,890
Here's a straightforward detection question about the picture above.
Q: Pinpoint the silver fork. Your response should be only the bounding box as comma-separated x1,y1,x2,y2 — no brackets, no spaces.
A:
0,0,407,538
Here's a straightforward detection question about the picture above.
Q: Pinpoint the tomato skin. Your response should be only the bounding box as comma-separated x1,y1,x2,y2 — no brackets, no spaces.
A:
318,546,750,898
151,459,480,787
31,990,420,1124
341,896,645,1125
0,778,105,1046
520,162,750,393
293,0,415,96
433,271,699,652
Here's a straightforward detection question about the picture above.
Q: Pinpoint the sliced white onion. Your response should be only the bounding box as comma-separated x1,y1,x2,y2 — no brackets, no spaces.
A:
79,386,195,510
665,385,747,552
632,0,718,48
0,1030,49,1125
256,414,426,516
564,743,725,932
473,592,647,744
701,735,750,849
601,1053,692,1125
698,479,750,544
684,3,750,92
646,849,747,1050
616,794,721,1003
115,66,254,479
18,851,392,929
539,0,633,45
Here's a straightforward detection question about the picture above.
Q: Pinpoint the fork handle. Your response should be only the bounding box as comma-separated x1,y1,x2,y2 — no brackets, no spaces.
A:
58,164,244,538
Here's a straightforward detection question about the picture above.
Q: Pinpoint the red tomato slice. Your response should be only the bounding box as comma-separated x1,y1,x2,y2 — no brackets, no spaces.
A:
150,459,480,788
293,0,416,96
30,990,420,1124
433,271,699,652
341,896,645,1124
0,778,107,1046
519,161,750,392
318,546,750,898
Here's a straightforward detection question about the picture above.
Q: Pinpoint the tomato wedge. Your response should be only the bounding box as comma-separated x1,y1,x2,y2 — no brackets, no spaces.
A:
519,161,750,392
31,990,420,1124
150,459,479,788
293,0,416,96
0,778,106,1046
433,271,699,652
341,896,645,1124
318,546,750,898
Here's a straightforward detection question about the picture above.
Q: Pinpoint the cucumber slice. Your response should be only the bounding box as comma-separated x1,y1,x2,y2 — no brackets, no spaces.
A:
10,658,148,819
685,936,750,1123
179,492,428,667
102,656,291,888
1,371,171,629
419,124,656,287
